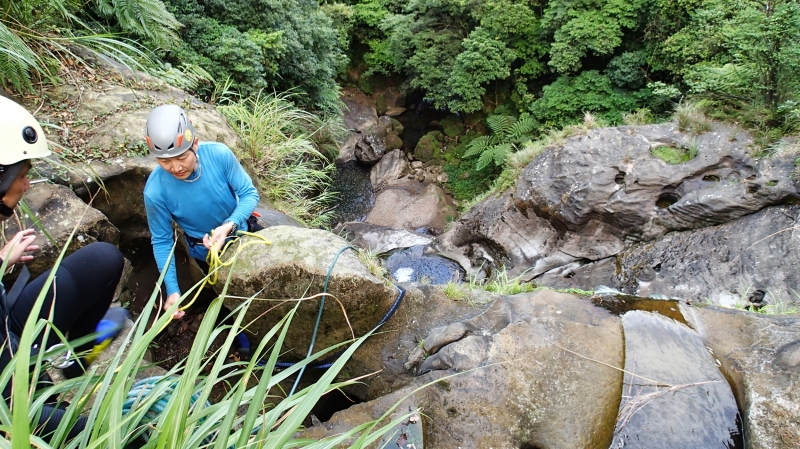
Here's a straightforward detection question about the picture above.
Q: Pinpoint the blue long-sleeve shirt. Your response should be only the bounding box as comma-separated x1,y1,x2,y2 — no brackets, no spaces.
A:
144,142,259,296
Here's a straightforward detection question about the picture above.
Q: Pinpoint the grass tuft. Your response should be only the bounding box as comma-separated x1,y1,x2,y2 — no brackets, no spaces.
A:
674,100,713,134
220,92,342,227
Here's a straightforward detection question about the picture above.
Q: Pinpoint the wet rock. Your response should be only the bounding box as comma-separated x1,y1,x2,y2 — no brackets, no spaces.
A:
378,115,393,132
365,178,457,231
340,88,379,162
384,107,406,117
354,133,386,165
369,149,406,191
384,133,403,151
391,118,404,137
215,226,397,359
330,159,374,224
301,290,624,449
336,222,432,254
611,311,742,448
440,114,465,138
689,306,800,449
613,205,800,306
4,183,119,279
413,131,443,162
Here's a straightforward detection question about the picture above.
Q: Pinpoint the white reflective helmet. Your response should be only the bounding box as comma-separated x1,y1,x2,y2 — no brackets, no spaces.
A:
0,96,51,165
144,104,197,158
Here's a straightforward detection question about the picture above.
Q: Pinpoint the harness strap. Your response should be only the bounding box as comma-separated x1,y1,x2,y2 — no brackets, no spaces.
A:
5,265,30,309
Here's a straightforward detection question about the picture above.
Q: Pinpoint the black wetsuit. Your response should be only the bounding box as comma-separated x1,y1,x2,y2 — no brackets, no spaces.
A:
0,242,124,440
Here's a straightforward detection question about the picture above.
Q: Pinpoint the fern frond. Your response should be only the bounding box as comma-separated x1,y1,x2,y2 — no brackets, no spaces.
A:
463,135,492,158
508,116,538,140
0,22,50,92
487,114,516,138
492,143,513,166
94,0,182,47
476,146,497,171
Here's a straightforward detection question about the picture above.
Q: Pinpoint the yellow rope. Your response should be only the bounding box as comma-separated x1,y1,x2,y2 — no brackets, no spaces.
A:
159,229,272,333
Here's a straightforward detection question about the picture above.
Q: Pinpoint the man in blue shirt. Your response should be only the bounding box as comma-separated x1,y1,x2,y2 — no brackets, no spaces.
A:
143,105,260,319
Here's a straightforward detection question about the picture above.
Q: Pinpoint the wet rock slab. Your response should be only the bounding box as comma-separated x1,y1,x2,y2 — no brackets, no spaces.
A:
612,311,742,448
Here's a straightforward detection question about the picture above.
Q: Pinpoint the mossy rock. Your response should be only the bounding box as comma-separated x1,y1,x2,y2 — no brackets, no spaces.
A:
415,131,444,162
391,118,404,137
375,92,388,116
440,115,465,138
385,133,403,151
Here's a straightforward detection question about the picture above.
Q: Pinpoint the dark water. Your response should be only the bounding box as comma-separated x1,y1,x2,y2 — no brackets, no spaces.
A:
329,160,374,224
385,245,465,284
611,311,744,448
394,97,449,151
592,295,687,325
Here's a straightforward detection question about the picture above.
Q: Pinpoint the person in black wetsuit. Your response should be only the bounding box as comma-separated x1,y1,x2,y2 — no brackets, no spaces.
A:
0,96,125,440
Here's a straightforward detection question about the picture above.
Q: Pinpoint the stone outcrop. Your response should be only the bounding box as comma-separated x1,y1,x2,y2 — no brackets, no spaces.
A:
215,226,398,359
335,222,432,254
369,149,406,191
301,289,625,448
354,133,386,165
4,183,119,279
437,122,800,304
365,178,457,232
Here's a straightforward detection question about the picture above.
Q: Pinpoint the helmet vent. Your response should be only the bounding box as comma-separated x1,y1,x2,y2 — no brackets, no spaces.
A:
22,126,38,144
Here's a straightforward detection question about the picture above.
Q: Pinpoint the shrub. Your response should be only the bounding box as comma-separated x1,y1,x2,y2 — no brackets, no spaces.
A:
219,93,340,227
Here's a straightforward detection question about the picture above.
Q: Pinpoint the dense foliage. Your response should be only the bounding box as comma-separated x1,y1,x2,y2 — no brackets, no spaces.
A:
335,0,800,131
162,0,346,110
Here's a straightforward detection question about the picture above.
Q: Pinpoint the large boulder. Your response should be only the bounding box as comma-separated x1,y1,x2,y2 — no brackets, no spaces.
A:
4,183,119,279
339,88,379,162
365,178,457,231
369,149,406,191
354,133,386,165
687,306,800,449
438,122,800,295
413,131,443,162
215,226,397,359
517,123,796,244
301,290,624,448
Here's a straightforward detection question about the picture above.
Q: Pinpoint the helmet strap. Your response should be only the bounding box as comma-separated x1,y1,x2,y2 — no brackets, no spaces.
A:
0,202,14,218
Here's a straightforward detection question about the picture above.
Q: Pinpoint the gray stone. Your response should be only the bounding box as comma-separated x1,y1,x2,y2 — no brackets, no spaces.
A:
336,222,432,254
354,133,386,165
384,107,406,117
688,306,800,449
369,149,406,191
378,115,393,132
4,183,119,279
365,178,457,231
215,226,397,359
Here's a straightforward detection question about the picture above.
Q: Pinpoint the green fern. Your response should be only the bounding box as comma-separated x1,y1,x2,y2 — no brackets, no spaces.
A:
464,113,539,170
95,0,181,47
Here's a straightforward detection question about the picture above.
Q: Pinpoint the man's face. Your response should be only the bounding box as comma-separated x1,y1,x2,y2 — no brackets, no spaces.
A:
1,161,31,210
156,139,199,179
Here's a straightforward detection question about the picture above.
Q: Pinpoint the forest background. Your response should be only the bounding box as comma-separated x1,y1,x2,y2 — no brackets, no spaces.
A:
3,0,800,203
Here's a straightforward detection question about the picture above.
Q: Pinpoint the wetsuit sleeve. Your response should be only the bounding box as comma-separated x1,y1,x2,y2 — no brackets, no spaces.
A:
220,145,259,231
144,192,181,296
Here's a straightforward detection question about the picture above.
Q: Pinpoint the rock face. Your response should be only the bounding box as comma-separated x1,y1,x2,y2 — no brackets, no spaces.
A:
517,123,794,244
688,306,800,449
4,183,119,279
354,133,386,164
369,149,406,191
301,289,625,448
438,122,800,304
215,226,398,359
365,178,457,231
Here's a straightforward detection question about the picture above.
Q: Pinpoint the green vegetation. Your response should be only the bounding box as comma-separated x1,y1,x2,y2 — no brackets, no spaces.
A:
1,236,408,447
219,93,340,227
651,143,699,165
463,114,538,170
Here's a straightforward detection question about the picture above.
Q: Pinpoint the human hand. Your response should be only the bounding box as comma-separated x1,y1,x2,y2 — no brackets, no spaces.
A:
164,292,185,320
203,222,235,253
0,229,39,266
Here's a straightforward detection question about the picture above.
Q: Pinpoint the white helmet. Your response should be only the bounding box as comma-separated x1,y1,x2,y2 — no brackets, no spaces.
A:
144,105,197,158
0,96,51,165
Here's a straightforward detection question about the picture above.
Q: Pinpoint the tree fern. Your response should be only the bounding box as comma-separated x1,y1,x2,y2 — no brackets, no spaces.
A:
464,113,539,170
95,0,181,47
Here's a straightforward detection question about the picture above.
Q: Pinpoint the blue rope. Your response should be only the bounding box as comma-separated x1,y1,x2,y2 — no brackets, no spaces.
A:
288,245,354,396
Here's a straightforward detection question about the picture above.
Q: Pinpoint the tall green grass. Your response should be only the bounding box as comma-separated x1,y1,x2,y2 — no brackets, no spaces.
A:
0,230,409,447
219,93,342,228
